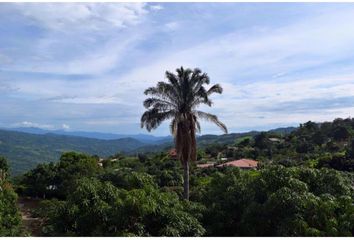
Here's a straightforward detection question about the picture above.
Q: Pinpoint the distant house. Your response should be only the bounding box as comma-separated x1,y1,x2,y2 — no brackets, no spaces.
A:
196,163,215,168
227,146,238,150
98,158,104,167
269,137,281,143
168,148,177,159
197,159,258,170
220,157,228,161
217,159,258,169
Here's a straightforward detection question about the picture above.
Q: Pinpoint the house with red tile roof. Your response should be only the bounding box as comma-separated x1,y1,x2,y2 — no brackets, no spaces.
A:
168,148,177,159
196,158,258,170
217,159,258,169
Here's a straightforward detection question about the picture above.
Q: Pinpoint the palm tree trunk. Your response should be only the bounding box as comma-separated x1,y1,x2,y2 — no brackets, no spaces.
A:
183,161,190,200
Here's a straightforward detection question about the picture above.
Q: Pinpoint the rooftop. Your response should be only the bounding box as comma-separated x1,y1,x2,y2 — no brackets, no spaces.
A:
196,163,215,168
217,159,258,169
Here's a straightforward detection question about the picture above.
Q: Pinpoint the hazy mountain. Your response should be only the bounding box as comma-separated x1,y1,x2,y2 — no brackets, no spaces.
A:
7,127,170,143
0,129,147,175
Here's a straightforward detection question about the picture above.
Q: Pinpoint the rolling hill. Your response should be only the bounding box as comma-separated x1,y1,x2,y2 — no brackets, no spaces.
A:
0,129,147,175
0,126,296,175
7,127,171,143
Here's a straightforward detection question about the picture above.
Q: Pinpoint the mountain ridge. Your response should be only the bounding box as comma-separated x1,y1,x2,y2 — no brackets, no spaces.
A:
4,127,171,143
0,126,296,175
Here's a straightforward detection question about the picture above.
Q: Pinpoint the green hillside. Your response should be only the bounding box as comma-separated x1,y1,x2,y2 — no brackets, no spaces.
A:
132,127,296,154
0,127,297,175
0,130,146,175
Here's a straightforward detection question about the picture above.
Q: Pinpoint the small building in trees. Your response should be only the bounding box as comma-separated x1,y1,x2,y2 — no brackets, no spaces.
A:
168,148,177,159
196,163,215,168
269,137,281,143
217,159,258,170
196,158,258,170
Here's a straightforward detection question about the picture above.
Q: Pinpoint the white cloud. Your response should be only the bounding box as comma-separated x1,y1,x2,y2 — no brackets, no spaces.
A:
14,3,148,32
150,5,163,11
210,74,354,131
48,34,141,75
164,21,180,31
14,121,54,130
1,3,150,75
62,123,70,130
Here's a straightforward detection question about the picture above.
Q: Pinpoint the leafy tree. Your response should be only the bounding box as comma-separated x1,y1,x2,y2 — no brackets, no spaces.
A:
318,152,354,171
204,144,225,158
0,181,22,236
200,168,252,236
22,162,57,198
254,132,270,150
39,177,205,236
312,131,326,146
21,152,100,199
0,156,9,181
237,137,251,147
347,139,354,158
303,121,319,132
296,140,314,153
196,149,206,161
332,126,350,141
198,166,354,236
141,67,227,199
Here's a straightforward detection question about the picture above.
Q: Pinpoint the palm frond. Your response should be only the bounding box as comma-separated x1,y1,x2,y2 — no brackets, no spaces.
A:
207,84,223,95
195,111,228,133
194,116,201,133
141,109,175,132
143,98,176,109
169,118,178,136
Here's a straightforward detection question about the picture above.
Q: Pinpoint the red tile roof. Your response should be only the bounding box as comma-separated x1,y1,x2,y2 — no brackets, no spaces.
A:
168,148,177,157
217,159,258,168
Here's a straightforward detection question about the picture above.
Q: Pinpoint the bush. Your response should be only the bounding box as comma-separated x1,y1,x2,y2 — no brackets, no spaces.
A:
0,181,22,236
199,166,354,236
20,152,100,199
38,176,205,236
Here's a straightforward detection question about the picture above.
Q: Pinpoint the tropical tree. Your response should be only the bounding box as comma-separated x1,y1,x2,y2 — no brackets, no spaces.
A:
141,67,227,199
0,156,9,181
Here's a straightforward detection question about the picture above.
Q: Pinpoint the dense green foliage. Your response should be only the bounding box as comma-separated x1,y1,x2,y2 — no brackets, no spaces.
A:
220,118,354,171
19,147,354,236
0,156,22,236
0,181,22,236
5,118,354,236
18,152,101,199
0,156,9,180
38,177,205,236
198,166,354,236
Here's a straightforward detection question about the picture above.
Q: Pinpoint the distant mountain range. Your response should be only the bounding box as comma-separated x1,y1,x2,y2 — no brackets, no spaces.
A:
0,126,296,175
7,127,171,143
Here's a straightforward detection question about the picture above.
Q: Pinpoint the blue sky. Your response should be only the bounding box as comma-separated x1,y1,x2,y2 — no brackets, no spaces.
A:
1,3,354,135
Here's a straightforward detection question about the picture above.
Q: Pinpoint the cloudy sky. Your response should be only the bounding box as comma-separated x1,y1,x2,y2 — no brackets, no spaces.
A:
1,3,354,135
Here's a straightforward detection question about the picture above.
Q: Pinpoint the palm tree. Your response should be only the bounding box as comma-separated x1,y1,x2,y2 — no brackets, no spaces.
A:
141,67,227,200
